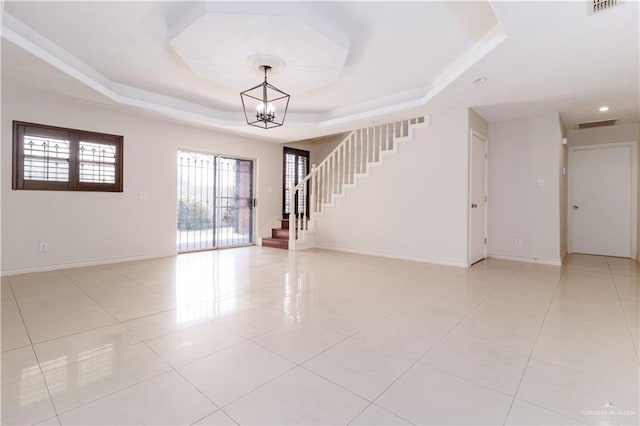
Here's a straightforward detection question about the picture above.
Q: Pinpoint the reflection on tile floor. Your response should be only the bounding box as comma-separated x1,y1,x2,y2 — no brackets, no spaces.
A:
1,248,638,425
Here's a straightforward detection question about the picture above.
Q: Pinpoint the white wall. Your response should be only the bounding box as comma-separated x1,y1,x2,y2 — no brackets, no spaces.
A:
559,119,568,261
559,146,568,261
1,86,282,274
469,109,489,137
313,108,471,267
567,123,640,260
487,113,563,265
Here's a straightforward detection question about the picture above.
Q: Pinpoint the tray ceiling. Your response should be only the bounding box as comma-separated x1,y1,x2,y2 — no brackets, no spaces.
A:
2,1,637,142
1,1,502,141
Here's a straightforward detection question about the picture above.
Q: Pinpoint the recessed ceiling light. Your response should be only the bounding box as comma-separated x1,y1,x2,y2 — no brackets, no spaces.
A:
598,106,610,112
474,77,488,83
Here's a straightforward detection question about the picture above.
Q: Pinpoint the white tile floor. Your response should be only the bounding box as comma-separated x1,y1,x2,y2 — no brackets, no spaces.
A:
1,248,638,425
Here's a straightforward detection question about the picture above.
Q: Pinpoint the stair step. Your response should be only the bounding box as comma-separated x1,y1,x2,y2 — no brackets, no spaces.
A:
272,228,289,239
262,238,288,250
281,219,289,228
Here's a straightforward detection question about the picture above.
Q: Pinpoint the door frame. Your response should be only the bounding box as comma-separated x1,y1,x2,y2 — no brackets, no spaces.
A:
282,147,310,219
468,130,488,266
567,141,638,258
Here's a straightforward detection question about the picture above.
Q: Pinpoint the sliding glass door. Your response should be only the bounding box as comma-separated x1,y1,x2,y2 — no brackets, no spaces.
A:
177,150,254,252
215,156,254,248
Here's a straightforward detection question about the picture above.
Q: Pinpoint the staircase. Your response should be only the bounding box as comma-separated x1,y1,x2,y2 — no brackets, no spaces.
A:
262,116,426,250
262,218,290,249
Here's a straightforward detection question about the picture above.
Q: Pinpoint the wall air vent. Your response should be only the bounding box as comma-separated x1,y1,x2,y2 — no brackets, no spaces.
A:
576,118,619,129
591,0,620,14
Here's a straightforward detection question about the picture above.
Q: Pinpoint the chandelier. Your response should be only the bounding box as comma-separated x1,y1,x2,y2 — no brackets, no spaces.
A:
240,65,290,129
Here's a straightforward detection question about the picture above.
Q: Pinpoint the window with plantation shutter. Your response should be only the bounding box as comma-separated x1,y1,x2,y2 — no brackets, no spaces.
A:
79,141,117,184
23,135,70,183
12,121,123,192
282,147,309,219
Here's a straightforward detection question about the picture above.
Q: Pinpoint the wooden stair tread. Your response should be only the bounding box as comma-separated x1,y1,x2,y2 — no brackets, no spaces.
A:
262,237,288,250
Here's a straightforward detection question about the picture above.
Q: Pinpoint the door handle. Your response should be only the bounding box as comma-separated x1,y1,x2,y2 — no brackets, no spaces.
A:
573,205,579,210
471,203,478,208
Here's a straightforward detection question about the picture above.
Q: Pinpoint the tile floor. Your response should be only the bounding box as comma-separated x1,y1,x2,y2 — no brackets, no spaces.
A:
1,248,638,425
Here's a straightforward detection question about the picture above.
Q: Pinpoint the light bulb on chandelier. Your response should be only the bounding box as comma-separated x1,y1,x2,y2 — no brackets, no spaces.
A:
256,102,276,122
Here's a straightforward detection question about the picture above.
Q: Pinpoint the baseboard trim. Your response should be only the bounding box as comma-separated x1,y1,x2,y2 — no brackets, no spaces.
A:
488,253,562,266
313,244,469,268
1,252,177,276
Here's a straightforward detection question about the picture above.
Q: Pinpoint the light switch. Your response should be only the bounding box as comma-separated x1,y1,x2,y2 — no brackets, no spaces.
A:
267,186,273,193
537,179,544,186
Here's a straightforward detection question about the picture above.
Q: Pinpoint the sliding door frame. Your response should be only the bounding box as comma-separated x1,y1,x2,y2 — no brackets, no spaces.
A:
177,148,256,253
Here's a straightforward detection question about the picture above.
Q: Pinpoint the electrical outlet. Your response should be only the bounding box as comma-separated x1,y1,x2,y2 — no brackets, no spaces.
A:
140,192,147,200
515,238,522,247
39,243,48,252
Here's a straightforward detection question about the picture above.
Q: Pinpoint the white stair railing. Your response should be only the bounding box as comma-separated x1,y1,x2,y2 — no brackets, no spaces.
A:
289,116,425,249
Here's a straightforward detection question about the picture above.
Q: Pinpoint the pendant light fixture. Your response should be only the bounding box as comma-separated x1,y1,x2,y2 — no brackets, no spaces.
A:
240,65,290,129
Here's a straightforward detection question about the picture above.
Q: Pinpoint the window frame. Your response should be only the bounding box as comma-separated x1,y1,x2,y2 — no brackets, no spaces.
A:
12,121,123,192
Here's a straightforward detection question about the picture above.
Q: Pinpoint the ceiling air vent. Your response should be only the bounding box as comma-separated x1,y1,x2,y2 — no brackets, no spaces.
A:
591,0,620,14
576,118,619,129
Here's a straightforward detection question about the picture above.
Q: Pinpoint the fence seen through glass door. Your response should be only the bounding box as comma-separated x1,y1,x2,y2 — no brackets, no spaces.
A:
177,150,254,252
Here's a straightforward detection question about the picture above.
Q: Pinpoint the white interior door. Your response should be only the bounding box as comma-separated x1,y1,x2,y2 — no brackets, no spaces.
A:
469,132,487,264
570,144,633,257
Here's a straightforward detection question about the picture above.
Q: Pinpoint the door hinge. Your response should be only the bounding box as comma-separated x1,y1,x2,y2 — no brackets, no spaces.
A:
484,195,487,202
484,238,487,245
485,153,488,159
253,198,257,207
